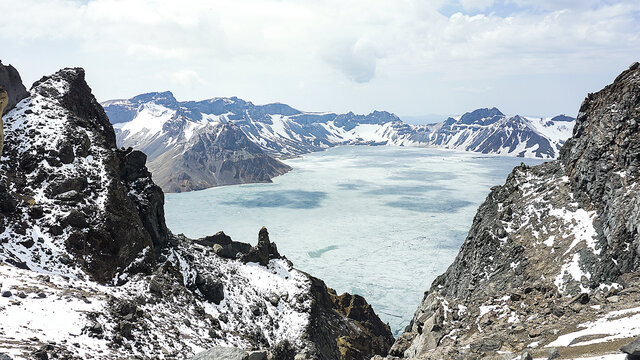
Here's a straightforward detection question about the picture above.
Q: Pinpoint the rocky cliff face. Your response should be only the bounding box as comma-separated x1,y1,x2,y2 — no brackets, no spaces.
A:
0,66,392,359
382,63,640,359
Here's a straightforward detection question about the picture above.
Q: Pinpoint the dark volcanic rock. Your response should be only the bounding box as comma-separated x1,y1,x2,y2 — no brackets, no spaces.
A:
194,273,224,304
149,122,292,193
305,275,395,360
560,61,640,280
241,227,282,266
0,68,157,283
621,337,640,357
196,231,252,259
0,60,29,113
117,147,170,255
387,62,640,359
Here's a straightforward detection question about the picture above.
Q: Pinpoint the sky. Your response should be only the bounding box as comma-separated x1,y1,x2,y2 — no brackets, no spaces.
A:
1,0,639,120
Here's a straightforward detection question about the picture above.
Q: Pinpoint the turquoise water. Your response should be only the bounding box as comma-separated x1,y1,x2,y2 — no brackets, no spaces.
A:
165,146,544,334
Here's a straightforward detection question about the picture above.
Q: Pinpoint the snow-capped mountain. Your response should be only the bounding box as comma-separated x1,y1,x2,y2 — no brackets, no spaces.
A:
426,108,576,158
103,92,291,193
104,93,575,166
0,65,393,359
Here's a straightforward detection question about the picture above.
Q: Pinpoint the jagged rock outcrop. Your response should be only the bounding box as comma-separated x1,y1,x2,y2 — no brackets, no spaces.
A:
117,147,170,254
0,60,29,113
241,227,282,266
301,276,395,360
0,66,393,359
0,60,29,156
560,62,640,278
383,62,640,359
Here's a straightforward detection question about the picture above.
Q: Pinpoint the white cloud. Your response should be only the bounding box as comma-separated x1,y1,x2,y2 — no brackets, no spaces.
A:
167,70,205,86
0,0,638,116
324,38,383,83
506,0,601,11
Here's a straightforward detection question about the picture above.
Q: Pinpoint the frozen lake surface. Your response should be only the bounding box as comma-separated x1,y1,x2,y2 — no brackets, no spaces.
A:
165,146,544,334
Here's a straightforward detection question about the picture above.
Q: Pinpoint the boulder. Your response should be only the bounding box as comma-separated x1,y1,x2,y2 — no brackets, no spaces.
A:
470,337,502,353
547,347,560,360
621,337,640,357
194,273,224,304
200,231,252,259
247,350,268,360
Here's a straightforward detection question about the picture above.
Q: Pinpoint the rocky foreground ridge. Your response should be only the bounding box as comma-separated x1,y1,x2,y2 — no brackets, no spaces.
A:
0,63,393,359
378,63,640,359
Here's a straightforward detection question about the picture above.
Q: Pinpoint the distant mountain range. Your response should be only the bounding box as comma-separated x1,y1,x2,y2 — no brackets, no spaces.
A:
102,92,575,192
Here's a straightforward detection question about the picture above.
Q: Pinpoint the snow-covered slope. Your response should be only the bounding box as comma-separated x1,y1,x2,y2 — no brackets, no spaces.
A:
104,95,575,161
426,109,575,158
105,92,291,193
0,67,394,359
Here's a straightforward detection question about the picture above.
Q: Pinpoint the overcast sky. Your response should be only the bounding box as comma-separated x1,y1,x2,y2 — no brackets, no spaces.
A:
1,0,639,120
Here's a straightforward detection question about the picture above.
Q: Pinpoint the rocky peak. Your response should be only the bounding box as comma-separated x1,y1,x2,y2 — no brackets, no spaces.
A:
241,227,283,266
117,147,170,255
205,122,265,153
0,67,159,283
459,107,504,125
550,114,575,122
258,102,301,116
150,121,291,193
0,60,29,114
131,91,178,107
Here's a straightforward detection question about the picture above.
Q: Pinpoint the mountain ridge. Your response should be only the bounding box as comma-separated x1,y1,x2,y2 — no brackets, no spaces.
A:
104,92,576,162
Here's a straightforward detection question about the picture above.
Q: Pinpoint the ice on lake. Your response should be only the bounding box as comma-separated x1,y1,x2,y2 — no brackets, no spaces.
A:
164,146,544,335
